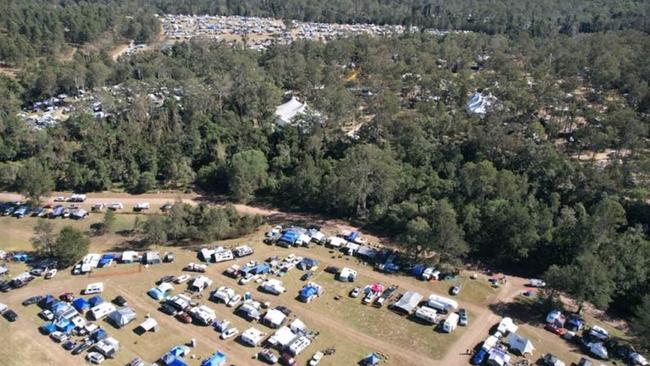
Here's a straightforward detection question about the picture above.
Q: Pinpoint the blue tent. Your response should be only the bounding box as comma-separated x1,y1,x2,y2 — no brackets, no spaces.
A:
299,284,319,302
88,295,104,307
39,294,57,309
362,353,381,366
51,301,67,314
297,258,319,270
72,297,90,312
471,348,488,365
381,262,400,274
148,287,165,300
98,254,114,267
201,352,226,366
90,328,107,342
40,322,56,334
169,346,189,357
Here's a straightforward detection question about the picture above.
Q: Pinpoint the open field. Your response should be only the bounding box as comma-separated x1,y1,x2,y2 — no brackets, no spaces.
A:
0,192,636,366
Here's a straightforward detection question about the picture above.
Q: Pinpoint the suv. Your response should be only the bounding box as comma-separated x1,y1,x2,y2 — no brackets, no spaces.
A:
22,295,43,306
459,308,469,326
259,349,279,364
3,309,18,322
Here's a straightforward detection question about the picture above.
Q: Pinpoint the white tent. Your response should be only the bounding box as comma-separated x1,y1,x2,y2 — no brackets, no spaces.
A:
108,307,137,328
496,317,518,335
138,318,159,333
507,333,535,355
275,97,307,126
263,309,286,328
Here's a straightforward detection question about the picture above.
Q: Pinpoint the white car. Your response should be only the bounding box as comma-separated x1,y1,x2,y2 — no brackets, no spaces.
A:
50,331,68,343
40,310,54,321
309,351,324,366
174,274,191,284
87,352,105,364
220,327,239,340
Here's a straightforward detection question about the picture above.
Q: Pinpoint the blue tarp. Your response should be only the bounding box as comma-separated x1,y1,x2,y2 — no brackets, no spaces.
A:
89,295,104,307
170,346,189,357
55,318,74,333
345,231,359,241
40,322,56,334
241,263,271,276
148,288,165,300
13,253,29,262
362,353,381,366
98,254,114,267
411,264,425,278
201,352,226,366
356,246,378,259
39,294,57,309
161,354,189,366
51,301,68,315
73,297,90,312
381,262,400,274
278,230,299,245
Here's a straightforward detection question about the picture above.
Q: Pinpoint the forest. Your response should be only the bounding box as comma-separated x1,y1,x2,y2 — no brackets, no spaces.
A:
0,0,649,342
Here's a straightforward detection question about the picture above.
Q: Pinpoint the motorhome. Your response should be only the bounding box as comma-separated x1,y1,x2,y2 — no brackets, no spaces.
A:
442,313,460,333
84,282,104,295
414,306,439,324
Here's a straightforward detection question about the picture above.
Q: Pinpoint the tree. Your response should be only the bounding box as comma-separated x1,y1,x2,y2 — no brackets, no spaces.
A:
632,295,650,349
31,219,56,256
15,159,54,204
100,210,116,235
228,150,269,203
403,217,432,260
143,215,168,244
430,200,468,266
53,226,90,268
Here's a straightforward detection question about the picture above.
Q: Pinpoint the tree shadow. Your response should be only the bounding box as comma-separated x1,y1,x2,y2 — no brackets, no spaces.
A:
488,299,548,327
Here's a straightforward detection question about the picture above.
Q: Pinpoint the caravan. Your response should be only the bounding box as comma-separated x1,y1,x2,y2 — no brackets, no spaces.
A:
84,282,104,295
427,294,458,313
414,306,439,324
442,313,460,333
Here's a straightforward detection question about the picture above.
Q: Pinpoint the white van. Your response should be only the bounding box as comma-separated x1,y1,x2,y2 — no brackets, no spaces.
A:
442,313,460,333
84,282,104,294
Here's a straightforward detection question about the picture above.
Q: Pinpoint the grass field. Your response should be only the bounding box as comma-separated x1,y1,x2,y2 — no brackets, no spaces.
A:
0,214,638,366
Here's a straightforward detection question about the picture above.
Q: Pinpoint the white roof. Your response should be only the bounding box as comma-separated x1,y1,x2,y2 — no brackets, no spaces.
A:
497,317,518,334
507,333,535,355
264,309,287,326
289,318,306,333
275,97,307,125
91,303,116,319
427,293,458,310
241,327,265,344
269,326,297,347
157,282,174,293
139,317,158,331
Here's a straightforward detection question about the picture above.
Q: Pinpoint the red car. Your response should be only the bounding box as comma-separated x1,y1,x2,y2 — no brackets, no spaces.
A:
279,353,296,366
544,323,566,336
59,292,74,302
176,312,192,324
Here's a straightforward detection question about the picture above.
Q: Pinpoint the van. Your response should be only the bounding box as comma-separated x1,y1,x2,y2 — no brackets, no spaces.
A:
85,282,104,295
442,313,459,333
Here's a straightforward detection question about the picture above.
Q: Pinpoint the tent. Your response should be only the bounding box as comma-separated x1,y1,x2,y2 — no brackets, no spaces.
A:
278,230,299,246
137,318,159,333
356,246,378,260
588,343,608,359
39,294,57,310
361,353,381,366
487,348,511,366
54,318,75,333
72,297,90,312
108,307,137,328
345,231,359,242
297,258,319,270
89,295,104,307
298,283,321,302
40,322,56,334
508,333,535,355
391,291,423,315
201,352,226,366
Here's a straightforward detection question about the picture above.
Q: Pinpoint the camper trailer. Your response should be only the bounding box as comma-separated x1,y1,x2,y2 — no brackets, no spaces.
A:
84,282,104,295
414,306,439,324
442,313,460,333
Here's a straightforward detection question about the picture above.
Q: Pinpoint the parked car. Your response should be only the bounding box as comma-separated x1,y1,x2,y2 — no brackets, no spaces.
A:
128,357,146,366
158,275,176,284
50,331,69,343
279,353,296,366
176,312,192,324
275,306,292,316
3,309,17,322
450,284,461,296
350,287,361,298
259,348,279,364
545,323,567,336
309,351,324,366
113,295,128,306
40,310,54,321
540,353,564,366
72,339,93,355
0,282,11,292
44,268,57,279
160,303,178,316
87,351,105,364
220,327,239,340
62,340,77,350
227,294,242,308
59,292,74,302
459,308,469,326
30,268,45,276
22,295,43,306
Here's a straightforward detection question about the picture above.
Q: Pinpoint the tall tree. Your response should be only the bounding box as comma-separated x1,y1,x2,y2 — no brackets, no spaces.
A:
53,226,90,268
31,219,56,256
15,159,54,204
228,150,269,203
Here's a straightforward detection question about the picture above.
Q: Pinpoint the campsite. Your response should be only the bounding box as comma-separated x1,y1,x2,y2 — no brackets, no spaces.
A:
0,192,641,366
